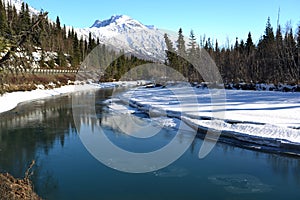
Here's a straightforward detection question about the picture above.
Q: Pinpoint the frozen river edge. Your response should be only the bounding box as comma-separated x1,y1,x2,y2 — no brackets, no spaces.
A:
1,82,300,156
108,84,300,156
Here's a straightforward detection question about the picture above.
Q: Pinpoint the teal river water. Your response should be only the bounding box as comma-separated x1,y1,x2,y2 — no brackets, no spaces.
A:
0,89,300,200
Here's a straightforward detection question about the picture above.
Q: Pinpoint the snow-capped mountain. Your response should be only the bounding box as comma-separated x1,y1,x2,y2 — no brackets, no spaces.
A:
75,15,177,61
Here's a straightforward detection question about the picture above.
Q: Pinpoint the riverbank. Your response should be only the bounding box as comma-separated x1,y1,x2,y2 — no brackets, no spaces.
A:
0,84,89,113
0,81,147,114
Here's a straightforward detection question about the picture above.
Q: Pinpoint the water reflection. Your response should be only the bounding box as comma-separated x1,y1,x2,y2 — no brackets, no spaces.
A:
0,96,73,174
73,88,197,173
266,154,300,184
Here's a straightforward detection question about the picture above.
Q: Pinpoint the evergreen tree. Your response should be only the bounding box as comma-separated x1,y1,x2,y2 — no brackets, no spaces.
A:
0,0,8,37
214,39,220,62
297,25,300,48
275,25,284,80
284,27,298,79
56,50,67,67
256,17,277,81
297,25,300,67
245,32,254,55
71,33,80,68
18,3,31,32
164,33,176,67
264,17,275,43
176,28,186,56
188,30,197,58
164,33,175,51
234,37,239,50
240,40,245,54
56,16,61,30
88,32,96,52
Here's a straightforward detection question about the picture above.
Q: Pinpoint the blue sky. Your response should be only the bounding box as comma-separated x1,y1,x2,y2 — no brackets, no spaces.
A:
25,0,299,46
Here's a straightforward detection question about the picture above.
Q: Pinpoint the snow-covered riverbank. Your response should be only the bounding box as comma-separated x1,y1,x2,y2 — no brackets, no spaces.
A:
108,84,300,155
0,81,145,114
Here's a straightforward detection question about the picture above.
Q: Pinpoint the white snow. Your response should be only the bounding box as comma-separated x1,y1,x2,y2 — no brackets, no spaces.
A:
2,0,40,16
0,84,81,113
75,15,178,61
0,81,147,113
108,84,300,147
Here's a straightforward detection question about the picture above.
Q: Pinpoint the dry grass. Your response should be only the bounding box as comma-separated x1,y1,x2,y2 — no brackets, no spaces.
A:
0,73,76,94
0,173,41,200
0,161,42,200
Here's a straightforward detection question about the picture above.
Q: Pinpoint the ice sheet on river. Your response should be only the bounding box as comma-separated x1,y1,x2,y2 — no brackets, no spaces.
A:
107,84,300,153
208,174,272,194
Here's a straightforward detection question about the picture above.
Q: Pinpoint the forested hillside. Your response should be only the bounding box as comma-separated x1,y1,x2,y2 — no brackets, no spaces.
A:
0,0,134,70
0,0,148,93
165,18,300,85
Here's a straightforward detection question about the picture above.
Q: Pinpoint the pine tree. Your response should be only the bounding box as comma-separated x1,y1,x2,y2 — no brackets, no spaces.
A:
245,32,254,55
297,25,300,67
188,30,197,58
284,27,298,80
177,28,186,57
256,17,277,81
71,33,80,68
264,17,275,43
18,3,31,32
56,16,61,30
56,50,67,68
240,40,245,53
9,5,18,34
88,32,96,52
164,33,174,51
164,33,176,66
275,25,284,80
234,37,239,50
0,0,8,37
297,25,300,48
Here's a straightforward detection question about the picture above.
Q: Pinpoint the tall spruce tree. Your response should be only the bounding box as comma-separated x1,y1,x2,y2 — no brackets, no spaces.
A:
297,25,300,67
0,1,8,37
177,28,186,57
275,25,284,80
188,30,197,58
56,16,61,30
264,17,275,43
164,33,175,66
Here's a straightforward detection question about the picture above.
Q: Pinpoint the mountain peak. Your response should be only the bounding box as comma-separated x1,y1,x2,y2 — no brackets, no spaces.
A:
90,15,132,28
75,14,174,61
89,14,155,31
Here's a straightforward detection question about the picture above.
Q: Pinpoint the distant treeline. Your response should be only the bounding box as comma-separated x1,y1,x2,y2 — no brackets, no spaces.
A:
164,17,300,84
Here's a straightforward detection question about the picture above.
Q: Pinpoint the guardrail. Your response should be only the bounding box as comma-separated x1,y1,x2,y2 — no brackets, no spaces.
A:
32,69,78,74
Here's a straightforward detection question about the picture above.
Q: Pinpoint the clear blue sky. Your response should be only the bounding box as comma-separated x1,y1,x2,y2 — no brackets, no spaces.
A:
25,0,299,46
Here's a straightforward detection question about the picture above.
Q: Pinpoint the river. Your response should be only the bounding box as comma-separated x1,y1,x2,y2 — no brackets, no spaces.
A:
0,88,300,200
